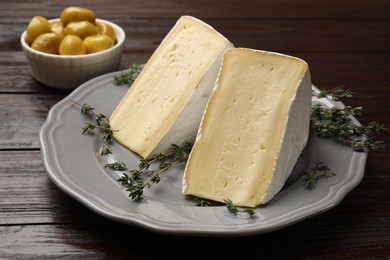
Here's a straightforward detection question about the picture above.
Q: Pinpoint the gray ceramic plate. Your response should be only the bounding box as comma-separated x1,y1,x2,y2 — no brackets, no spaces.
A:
39,70,367,237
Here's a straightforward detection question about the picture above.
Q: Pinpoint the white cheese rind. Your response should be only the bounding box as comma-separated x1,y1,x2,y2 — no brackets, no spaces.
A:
109,16,233,159
261,70,311,204
152,44,233,156
182,48,312,208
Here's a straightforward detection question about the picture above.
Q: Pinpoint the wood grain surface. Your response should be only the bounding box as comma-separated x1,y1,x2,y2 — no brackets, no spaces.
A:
0,0,389,259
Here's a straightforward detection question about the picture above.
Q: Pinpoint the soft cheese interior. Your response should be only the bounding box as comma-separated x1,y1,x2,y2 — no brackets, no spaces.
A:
182,48,312,208
109,16,233,159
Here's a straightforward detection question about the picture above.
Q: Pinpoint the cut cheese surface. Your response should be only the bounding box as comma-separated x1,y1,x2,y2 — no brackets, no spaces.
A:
109,15,233,159
182,48,312,208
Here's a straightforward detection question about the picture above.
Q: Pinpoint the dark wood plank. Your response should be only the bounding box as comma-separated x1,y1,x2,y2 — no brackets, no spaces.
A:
0,0,389,20
0,94,63,149
121,18,390,53
0,151,93,225
0,214,389,259
2,52,390,95
4,18,390,52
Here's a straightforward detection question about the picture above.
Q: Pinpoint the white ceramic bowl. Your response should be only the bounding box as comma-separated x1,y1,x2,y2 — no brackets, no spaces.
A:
21,18,125,90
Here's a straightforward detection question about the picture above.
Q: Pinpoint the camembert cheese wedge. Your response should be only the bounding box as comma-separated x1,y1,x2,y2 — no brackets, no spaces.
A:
182,48,312,208
109,16,233,159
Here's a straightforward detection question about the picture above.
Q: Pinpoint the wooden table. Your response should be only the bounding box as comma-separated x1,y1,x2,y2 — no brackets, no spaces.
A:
1,0,389,258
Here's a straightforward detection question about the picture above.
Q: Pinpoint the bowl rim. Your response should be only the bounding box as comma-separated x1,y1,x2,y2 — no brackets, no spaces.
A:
20,18,125,59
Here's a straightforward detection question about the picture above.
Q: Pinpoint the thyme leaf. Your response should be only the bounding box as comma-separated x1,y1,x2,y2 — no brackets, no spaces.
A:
105,162,128,171
80,103,94,115
316,85,354,101
194,197,211,206
302,162,335,190
113,63,144,86
99,145,112,155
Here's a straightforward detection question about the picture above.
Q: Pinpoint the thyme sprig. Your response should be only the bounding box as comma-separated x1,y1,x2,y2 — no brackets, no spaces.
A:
224,199,256,217
113,63,144,86
114,143,193,200
302,162,335,190
311,86,386,152
70,100,116,142
307,86,386,188
194,197,256,218
317,85,354,101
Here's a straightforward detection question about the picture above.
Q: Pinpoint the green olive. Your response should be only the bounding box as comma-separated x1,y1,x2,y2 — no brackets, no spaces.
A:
25,6,117,55
60,6,96,26
64,21,98,39
84,35,113,54
97,22,117,43
31,32,64,54
59,35,86,55
49,21,64,35
25,16,49,44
